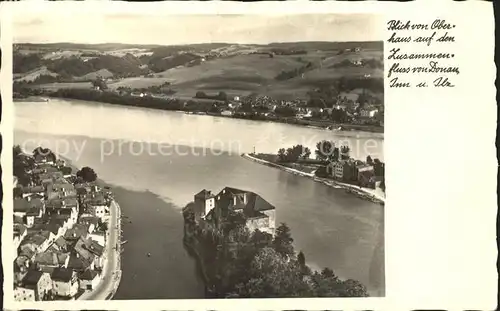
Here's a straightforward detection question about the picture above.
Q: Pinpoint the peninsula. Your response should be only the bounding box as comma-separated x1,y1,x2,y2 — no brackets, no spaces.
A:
183,187,370,298
242,140,386,204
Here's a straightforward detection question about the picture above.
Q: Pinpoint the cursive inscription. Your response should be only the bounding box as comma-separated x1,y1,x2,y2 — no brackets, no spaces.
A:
386,18,458,88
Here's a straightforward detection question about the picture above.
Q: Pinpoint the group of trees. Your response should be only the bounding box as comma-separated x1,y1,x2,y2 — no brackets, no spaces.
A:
195,91,228,101
13,145,34,186
277,145,311,163
275,62,314,81
50,88,185,111
269,48,308,55
315,141,350,162
13,52,150,82
76,166,98,183
274,106,296,117
91,76,108,90
146,51,201,73
183,207,369,298
116,82,176,96
274,141,355,164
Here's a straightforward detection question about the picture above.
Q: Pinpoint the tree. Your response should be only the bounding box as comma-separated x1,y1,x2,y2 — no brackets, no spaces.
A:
91,76,108,90
61,166,72,175
315,140,336,161
223,210,247,234
283,145,305,163
76,166,97,182
236,247,310,297
195,91,207,98
337,279,369,297
277,148,287,162
340,145,350,160
217,91,228,101
301,147,311,160
13,145,23,158
272,223,294,258
250,229,273,249
366,155,373,165
297,251,306,267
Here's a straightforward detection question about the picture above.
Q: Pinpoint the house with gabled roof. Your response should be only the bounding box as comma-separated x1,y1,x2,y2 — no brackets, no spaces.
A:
64,224,89,242
21,185,45,199
46,197,79,226
34,250,70,272
47,183,77,200
79,269,101,291
15,270,52,301
20,230,54,254
51,267,79,298
78,216,99,234
193,186,276,235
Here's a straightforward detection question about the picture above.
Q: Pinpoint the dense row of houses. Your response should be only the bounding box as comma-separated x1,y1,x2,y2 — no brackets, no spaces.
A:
13,153,112,301
325,158,385,188
190,186,276,236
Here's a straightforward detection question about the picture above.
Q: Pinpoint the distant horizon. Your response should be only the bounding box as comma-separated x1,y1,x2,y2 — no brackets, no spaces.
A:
13,14,383,45
14,40,384,47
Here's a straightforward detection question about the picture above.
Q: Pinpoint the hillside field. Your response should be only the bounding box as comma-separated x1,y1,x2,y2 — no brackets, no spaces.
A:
15,42,384,101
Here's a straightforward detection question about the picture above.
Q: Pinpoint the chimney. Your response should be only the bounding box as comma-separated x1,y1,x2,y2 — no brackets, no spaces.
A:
243,193,247,204
233,196,237,205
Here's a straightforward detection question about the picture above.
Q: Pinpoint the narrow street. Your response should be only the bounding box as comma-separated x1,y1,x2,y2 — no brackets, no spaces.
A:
79,200,121,300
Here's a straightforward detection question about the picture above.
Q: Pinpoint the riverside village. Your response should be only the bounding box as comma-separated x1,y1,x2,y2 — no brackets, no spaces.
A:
12,146,122,301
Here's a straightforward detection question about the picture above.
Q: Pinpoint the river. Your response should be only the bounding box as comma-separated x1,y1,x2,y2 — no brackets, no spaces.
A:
14,98,385,298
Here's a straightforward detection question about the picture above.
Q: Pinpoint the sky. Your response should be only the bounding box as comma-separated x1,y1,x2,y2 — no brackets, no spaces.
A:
12,12,383,45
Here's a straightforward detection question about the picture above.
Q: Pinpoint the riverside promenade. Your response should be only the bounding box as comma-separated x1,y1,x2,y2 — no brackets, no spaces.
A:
79,200,122,300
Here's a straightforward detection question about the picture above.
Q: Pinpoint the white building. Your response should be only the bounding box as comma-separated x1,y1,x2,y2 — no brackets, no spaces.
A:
51,268,79,298
79,270,101,291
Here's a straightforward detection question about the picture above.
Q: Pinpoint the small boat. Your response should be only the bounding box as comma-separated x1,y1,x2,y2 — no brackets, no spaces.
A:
147,252,151,257
121,240,128,245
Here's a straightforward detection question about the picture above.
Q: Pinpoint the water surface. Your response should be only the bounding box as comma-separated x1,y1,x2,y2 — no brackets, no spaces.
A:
14,99,385,298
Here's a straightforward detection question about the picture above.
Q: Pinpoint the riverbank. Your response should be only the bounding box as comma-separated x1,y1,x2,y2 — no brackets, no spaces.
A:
242,153,385,204
13,96,50,103
38,88,383,134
